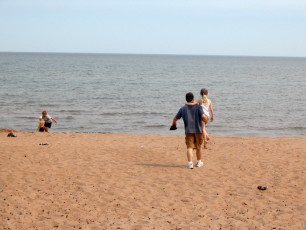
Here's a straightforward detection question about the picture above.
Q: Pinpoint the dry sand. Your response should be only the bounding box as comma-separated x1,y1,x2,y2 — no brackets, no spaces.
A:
0,131,305,229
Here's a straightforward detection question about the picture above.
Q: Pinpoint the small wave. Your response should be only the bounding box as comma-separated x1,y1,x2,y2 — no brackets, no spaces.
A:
39,104,58,108
26,100,36,104
15,116,37,120
289,126,306,131
144,124,168,128
257,126,306,132
99,112,167,116
99,112,117,116
129,120,146,125
96,122,117,125
59,109,86,113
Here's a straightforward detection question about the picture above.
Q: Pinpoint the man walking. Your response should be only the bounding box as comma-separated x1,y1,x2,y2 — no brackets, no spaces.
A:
171,92,208,169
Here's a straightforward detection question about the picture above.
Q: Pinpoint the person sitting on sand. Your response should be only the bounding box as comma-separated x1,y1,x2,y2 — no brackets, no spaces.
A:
37,117,45,132
171,92,208,169
41,111,57,132
186,88,214,149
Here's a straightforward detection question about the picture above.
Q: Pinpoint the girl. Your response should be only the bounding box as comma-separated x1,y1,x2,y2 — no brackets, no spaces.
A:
200,88,214,148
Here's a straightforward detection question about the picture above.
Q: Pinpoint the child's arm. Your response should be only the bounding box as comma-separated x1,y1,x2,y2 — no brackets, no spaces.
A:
209,101,214,122
51,117,57,123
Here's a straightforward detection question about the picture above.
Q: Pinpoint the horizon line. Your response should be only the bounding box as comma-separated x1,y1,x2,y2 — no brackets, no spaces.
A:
0,51,305,59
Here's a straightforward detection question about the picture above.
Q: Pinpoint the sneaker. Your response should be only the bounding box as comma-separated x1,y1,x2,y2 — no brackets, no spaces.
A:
195,160,204,167
187,162,194,169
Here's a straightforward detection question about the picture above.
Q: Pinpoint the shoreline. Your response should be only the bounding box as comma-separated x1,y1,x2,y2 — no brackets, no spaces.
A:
1,128,305,139
1,132,306,229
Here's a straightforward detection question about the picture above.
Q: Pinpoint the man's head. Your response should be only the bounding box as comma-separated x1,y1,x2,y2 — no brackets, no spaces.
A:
186,92,194,102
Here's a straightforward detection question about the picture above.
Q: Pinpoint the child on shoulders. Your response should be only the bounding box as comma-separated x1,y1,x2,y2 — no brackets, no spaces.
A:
186,88,214,148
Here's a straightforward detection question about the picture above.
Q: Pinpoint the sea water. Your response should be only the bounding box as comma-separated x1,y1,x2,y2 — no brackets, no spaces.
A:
0,52,305,137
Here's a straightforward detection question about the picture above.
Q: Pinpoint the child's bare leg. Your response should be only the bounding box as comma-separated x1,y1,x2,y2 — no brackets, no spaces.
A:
201,124,205,140
202,123,208,149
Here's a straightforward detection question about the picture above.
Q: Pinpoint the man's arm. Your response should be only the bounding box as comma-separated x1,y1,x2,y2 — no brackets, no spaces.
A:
186,99,202,106
169,116,178,130
170,107,183,130
172,116,178,126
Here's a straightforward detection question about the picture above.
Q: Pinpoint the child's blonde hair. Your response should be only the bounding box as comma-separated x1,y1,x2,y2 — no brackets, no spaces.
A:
200,88,209,104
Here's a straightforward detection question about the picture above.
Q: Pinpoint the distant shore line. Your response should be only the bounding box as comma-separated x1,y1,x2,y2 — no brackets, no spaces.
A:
1,51,306,59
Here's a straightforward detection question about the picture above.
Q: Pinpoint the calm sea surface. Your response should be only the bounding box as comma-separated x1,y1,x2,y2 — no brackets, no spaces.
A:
1,52,305,137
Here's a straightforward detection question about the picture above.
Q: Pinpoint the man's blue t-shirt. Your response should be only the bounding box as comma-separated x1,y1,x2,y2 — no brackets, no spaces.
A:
176,104,204,134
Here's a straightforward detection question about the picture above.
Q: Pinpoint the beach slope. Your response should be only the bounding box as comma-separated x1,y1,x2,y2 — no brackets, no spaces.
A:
1,132,305,229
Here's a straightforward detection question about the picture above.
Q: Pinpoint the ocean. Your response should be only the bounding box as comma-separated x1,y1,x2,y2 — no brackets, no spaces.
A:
0,52,305,137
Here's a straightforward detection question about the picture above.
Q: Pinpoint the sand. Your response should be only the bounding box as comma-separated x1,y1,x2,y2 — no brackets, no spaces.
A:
0,131,305,229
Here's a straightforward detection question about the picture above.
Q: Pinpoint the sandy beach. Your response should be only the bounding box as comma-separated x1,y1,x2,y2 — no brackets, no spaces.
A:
1,131,305,229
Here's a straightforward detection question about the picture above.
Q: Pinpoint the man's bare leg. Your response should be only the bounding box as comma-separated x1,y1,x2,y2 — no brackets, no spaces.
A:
196,148,202,161
187,148,193,162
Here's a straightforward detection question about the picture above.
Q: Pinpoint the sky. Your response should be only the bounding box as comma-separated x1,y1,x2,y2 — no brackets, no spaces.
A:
1,0,306,57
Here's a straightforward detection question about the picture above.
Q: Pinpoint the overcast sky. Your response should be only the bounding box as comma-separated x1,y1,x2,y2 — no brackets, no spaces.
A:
1,0,306,57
